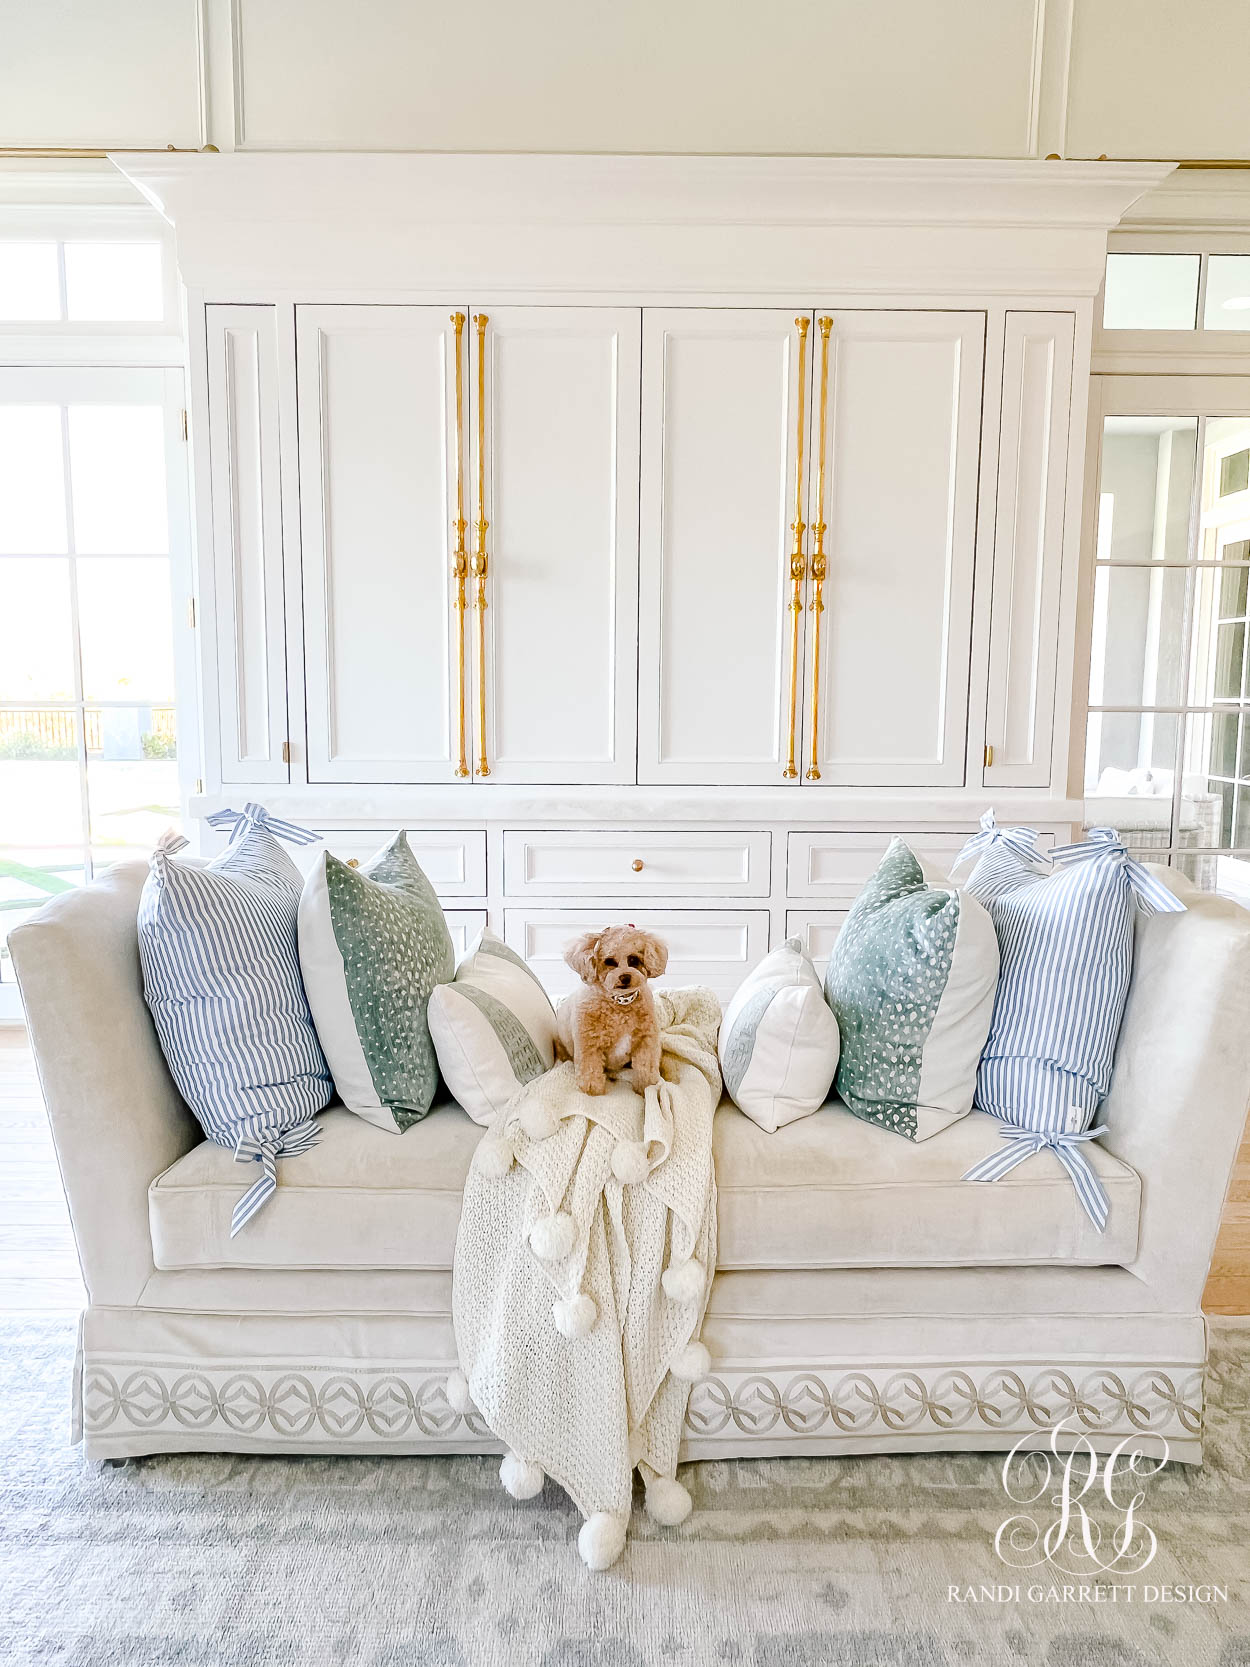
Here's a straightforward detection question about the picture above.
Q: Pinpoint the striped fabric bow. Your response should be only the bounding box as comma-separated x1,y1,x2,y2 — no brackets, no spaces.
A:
231,1119,321,1236
952,808,1051,873
963,1122,1110,1232
206,802,320,847
1050,827,1187,917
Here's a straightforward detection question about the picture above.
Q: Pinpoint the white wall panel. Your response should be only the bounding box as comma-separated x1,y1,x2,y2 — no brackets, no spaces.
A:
0,1,202,149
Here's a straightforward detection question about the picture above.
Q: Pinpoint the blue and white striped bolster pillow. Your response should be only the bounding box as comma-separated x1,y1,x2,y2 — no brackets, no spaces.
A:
952,816,1185,1230
138,804,333,1236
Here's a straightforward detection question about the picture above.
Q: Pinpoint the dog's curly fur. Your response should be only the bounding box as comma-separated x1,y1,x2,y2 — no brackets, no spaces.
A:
554,925,669,1096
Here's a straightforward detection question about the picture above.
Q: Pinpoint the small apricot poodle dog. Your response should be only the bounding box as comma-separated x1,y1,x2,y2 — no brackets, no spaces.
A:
555,925,669,1096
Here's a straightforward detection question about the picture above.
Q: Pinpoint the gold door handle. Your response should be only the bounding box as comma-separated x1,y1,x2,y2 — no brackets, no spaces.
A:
450,313,470,778
806,317,832,782
472,312,490,777
631,858,644,872
783,315,810,781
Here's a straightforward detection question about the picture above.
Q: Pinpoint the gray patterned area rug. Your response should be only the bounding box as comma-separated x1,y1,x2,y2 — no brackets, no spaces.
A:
3,1317,1248,1667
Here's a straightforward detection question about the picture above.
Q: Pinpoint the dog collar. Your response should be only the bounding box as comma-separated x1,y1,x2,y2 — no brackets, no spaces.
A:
612,989,640,1006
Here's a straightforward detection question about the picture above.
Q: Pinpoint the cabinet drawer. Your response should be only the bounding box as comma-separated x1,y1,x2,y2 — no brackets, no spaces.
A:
785,910,847,979
300,828,486,895
503,908,769,1000
503,830,770,897
446,910,488,961
787,831,972,902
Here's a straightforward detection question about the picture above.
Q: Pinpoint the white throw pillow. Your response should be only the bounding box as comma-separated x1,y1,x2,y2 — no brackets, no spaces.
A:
718,937,840,1133
427,929,558,1127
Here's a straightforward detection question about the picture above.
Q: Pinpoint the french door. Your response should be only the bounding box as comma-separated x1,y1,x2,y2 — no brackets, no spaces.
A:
0,365,193,1001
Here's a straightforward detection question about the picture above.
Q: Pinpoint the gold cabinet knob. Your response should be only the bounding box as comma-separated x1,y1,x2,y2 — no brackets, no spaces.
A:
347,857,360,868
631,858,644,872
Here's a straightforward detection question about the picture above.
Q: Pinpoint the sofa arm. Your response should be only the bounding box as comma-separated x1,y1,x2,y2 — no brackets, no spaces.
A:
11,861,200,1306
1099,870,1250,1310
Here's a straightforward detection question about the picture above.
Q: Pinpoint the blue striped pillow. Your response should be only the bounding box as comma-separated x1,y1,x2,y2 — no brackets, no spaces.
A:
954,811,1185,1227
138,804,333,1235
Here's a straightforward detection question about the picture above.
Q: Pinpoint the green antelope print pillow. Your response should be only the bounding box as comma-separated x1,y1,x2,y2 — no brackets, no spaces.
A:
823,838,999,1141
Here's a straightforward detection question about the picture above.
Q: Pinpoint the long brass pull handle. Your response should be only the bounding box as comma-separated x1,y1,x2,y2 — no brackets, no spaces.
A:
806,317,832,782
450,313,470,778
472,312,490,777
783,315,810,781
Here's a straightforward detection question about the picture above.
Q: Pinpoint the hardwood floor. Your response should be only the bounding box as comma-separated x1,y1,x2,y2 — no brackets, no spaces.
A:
1,1025,1247,1315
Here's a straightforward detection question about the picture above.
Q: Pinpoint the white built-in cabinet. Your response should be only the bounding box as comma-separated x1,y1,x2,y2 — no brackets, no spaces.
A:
200,299,1076,795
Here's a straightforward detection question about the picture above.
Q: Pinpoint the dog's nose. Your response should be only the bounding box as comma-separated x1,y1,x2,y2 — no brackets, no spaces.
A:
619,972,632,986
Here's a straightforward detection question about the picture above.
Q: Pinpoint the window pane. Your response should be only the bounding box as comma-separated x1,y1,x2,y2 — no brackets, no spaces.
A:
67,406,168,553
1219,564,1248,621
0,407,67,554
77,558,175,702
1181,713,1245,846
1213,622,1247,701
0,711,84,870
1096,418,1196,562
1204,255,1250,331
1084,711,1179,799
1088,564,1190,710
0,558,74,701
87,706,179,869
63,243,163,323
0,243,60,321
1103,254,1200,330
1205,708,1241,779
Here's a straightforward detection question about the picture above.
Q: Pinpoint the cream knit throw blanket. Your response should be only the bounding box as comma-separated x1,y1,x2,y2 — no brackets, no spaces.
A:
451,986,721,1570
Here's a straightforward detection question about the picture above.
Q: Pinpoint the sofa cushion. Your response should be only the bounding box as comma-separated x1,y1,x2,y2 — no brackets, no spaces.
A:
150,1097,1140,1274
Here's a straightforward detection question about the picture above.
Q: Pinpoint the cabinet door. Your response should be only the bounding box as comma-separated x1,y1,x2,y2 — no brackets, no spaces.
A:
983,312,1075,788
297,305,464,783
639,309,809,784
205,305,289,783
803,312,985,786
473,308,639,783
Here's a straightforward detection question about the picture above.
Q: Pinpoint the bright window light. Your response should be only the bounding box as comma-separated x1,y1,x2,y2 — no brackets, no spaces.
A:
1103,253,1200,331
0,243,61,321
1204,255,1250,331
64,242,163,323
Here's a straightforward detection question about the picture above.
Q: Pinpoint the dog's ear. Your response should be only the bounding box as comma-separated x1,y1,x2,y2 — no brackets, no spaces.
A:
564,931,601,984
638,932,668,979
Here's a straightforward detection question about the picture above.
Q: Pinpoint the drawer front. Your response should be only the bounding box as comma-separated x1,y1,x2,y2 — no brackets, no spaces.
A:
787,831,973,902
296,829,487,895
503,830,770,898
446,909,488,961
503,908,770,999
785,910,847,979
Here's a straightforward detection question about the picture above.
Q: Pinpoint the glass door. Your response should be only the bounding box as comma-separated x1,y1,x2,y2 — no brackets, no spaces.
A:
0,366,193,999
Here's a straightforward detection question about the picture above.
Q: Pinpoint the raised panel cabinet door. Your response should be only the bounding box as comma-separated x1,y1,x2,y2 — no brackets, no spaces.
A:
297,305,465,783
205,305,289,783
983,312,1076,788
803,311,985,786
471,308,640,783
639,309,811,784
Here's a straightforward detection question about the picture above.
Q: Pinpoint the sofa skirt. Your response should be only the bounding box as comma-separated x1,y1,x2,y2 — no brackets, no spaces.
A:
75,1303,1208,1465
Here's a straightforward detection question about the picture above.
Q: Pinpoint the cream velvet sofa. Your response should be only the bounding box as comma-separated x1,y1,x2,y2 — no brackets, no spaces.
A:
13,860,1250,1466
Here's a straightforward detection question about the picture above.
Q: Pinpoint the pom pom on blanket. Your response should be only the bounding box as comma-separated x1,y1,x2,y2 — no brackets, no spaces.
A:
552,1292,598,1338
472,1134,515,1178
611,1139,649,1184
500,1451,546,1500
519,1099,560,1142
644,1475,692,1527
578,1511,628,1571
529,1210,577,1262
445,1369,472,1415
661,1257,704,1305
670,1340,711,1382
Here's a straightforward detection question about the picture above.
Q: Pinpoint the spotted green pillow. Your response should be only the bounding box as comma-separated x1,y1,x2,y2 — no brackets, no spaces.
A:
297,833,455,1132
823,838,999,1141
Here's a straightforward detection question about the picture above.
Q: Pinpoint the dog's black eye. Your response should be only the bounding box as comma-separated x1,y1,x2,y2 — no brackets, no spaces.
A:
603,957,617,969
627,955,641,968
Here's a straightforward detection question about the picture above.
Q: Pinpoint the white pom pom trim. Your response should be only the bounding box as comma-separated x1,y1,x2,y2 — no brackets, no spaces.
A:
670,1340,711,1383
500,1451,545,1500
552,1292,598,1339
578,1511,628,1571
445,1369,472,1415
644,1476,692,1527
611,1139,649,1184
472,1134,515,1178
520,1100,560,1141
660,1257,705,1305
529,1210,576,1262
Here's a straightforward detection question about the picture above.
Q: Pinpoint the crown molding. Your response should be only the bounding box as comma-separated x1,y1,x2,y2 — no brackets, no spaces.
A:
1116,167,1250,234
